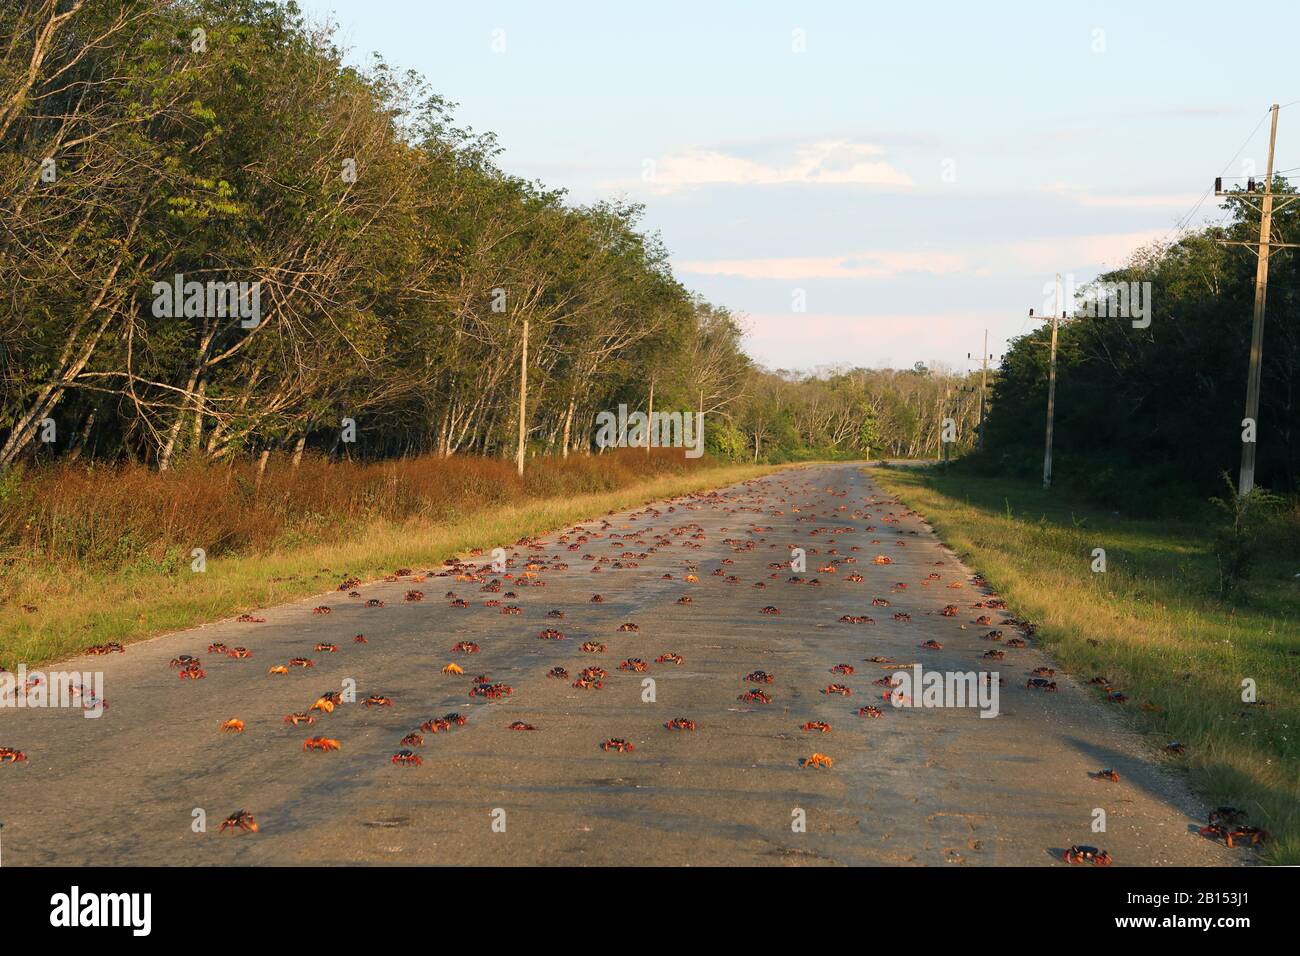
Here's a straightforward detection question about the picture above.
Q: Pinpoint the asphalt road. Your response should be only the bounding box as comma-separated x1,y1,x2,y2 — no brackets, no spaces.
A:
0,463,1233,866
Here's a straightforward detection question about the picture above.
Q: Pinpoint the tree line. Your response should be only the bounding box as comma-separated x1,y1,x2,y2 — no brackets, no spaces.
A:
979,182,1300,502
0,0,989,474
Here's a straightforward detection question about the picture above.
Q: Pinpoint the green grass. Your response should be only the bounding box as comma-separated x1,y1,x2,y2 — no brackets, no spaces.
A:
871,464,1300,865
1,461,792,670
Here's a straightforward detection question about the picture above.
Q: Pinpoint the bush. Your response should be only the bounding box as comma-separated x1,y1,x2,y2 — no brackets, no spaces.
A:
1209,474,1283,599
0,449,709,574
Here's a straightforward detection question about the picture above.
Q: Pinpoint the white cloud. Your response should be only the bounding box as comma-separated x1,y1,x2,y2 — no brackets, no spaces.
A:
647,140,912,191
739,311,1003,370
677,229,1167,281
1040,183,1203,210
678,249,965,280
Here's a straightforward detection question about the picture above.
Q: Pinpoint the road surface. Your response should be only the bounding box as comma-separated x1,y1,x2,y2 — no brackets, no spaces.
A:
0,463,1232,865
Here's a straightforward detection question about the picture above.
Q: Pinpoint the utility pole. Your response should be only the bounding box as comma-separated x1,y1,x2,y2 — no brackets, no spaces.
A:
1213,103,1300,495
967,329,992,451
1029,274,1063,489
516,318,528,477
942,384,950,467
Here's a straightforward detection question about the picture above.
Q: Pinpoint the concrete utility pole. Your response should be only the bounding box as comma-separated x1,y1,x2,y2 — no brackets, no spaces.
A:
1213,104,1300,496
516,318,528,477
968,329,991,451
1029,274,1063,489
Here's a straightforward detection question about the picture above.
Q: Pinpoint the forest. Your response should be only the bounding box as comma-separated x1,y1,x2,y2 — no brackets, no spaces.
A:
978,184,1300,503
0,0,984,476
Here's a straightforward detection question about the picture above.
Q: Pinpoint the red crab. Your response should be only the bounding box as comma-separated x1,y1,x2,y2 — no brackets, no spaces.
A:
1094,768,1121,783
537,628,564,640
400,732,425,747
822,684,852,697
601,738,634,752
920,640,942,650
618,622,640,632
665,718,696,731
207,642,228,654
1061,845,1111,866
364,695,393,708
391,750,423,766
405,590,424,602
802,721,832,733
236,614,266,623
619,659,648,673
857,705,884,718
580,641,607,653
738,689,772,704
656,653,684,664
1027,678,1058,691
312,606,331,615
0,747,28,763
227,647,253,659
508,720,537,731
760,606,781,615
547,666,570,680
354,634,368,644
283,712,315,727
219,810,259,833
452,641,480,654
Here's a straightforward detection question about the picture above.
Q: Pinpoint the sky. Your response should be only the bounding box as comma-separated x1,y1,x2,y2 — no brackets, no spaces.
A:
294,0,1300,373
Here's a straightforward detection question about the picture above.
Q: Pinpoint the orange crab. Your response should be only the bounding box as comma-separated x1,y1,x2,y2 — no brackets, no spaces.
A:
442,663,464,675
303,737,341,752
801,753,833,769
220,718,245,734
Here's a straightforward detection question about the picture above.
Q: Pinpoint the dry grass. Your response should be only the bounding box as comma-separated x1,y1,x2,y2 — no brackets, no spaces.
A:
0,451,790,667
872,465,1300,865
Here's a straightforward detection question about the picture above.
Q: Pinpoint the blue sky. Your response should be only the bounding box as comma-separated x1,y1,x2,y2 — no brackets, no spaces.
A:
295,0,1300,372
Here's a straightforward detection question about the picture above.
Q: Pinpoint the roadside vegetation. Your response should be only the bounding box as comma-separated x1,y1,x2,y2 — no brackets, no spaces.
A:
872,464,1300,864
0,451,787,668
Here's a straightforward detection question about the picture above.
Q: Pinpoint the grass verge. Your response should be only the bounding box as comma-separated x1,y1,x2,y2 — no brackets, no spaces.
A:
870,464,1300,865
1,458,792,669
